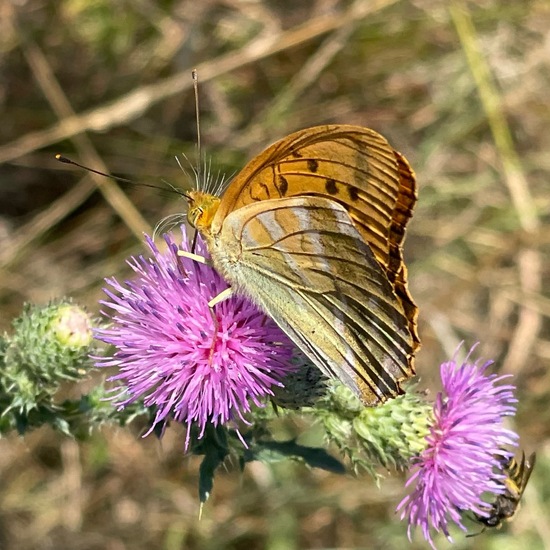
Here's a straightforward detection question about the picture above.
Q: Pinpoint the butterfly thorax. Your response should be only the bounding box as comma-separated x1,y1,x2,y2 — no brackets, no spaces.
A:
186,190,221,235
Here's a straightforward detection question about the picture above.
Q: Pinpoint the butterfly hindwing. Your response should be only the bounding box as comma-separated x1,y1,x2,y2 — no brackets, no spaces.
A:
207,195,414,405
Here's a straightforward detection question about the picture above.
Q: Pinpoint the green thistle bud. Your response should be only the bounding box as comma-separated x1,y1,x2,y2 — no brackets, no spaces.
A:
353,387,433,469
3,301,95,414
312,381,433,476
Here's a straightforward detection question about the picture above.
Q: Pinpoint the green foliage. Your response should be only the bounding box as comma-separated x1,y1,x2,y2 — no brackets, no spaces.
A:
242,439,346,474
193,424,230,505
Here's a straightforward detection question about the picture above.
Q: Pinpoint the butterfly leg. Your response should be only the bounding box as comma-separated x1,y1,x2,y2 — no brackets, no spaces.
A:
177,250,212,265
208,287,233,308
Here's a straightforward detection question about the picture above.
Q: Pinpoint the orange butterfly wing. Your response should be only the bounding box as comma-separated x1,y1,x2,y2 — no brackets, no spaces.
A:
211,124,420,353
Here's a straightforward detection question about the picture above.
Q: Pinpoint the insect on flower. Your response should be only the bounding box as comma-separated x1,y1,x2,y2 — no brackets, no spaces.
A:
470,451,536,534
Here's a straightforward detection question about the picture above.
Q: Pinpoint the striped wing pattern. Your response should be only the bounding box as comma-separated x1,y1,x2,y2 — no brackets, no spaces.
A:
212,124,419,353
208,195,413,405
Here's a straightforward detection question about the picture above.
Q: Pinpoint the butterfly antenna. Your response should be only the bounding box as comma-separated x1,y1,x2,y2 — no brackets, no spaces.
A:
56,154,172,195
160,178,185,197
55,155,137,186
192,69,204,192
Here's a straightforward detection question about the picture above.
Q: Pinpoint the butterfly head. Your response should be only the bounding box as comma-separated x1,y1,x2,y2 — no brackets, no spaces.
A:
185,190,220,233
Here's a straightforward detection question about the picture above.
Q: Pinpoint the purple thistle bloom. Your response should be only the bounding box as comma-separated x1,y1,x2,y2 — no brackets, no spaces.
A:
94,227,298,448
397,344,519,548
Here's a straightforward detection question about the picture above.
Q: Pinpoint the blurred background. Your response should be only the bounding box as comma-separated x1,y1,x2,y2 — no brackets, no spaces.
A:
0,0,549,548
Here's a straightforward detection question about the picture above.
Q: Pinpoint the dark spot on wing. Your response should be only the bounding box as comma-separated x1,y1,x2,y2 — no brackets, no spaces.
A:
325,178,338,195
307,159,319,173
290,148,303,158
277,175,289,196
347,185,359,201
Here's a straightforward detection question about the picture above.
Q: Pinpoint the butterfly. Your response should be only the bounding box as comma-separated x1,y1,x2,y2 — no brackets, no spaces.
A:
184,124,420,406
471,451,536,533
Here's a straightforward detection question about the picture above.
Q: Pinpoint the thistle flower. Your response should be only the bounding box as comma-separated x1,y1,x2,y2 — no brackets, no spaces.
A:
94,227,298,447
397,344,519,548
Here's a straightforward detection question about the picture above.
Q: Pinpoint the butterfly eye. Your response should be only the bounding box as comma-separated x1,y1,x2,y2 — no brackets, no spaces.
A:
187,206,203,228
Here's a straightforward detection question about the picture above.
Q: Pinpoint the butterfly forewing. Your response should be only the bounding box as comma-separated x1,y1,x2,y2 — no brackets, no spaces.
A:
207,196,413,405
211,125,419,353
